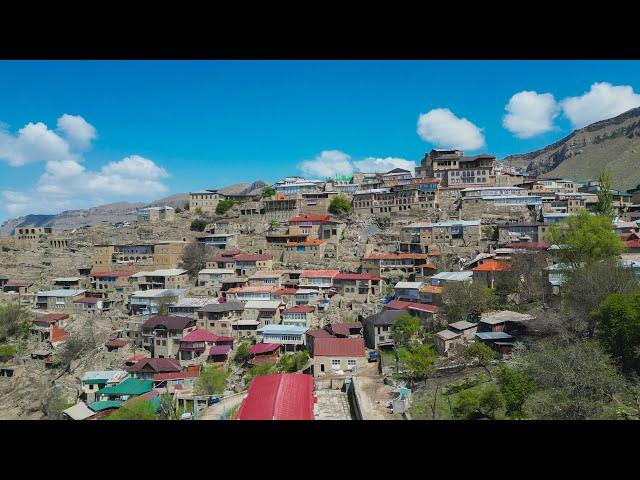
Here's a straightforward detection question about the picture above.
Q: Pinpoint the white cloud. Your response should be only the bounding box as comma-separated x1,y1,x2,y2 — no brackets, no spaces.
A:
503,91,559,138
0,114,171,220
298,150,353,178
56,114,97,151
353,157,417,174
561,82,640,129
0,121,77,167
416,108,485,151
38,155,169,197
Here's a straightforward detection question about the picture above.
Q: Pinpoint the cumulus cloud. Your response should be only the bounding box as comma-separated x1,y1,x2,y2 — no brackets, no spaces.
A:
0,114,171,220
38,155,169,197
0,121,77,167
416,108,485,150
298,150,417,178
503,91,559,138
561,82,640,129
56,114,97,151
299,150,354,178
353,157,417,174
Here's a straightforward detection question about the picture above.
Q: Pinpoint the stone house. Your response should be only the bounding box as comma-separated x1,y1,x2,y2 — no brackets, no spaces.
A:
140,315,197,358
311,337,366,377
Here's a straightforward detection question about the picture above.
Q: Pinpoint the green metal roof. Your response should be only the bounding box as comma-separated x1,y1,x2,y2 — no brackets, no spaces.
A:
83,379,108,385
96,378,153,396
88,400,123,411
333,175,353,181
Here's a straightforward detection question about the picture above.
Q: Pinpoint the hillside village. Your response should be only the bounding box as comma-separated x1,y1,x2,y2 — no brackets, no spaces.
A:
2,147,640,420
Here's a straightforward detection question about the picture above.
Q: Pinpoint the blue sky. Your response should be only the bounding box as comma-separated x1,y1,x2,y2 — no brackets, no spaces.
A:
1,60,640,222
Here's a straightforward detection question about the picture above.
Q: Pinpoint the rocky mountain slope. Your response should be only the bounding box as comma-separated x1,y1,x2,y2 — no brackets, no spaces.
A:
503,106,640,191
0,181,268,236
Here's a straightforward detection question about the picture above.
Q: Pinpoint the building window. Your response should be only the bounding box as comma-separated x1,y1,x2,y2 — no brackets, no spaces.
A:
331,359,341,369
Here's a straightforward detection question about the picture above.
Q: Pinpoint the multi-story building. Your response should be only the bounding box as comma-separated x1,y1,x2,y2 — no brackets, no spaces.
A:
281,305,315,327
299,270,340,291
90,270,136,293
35,289,87,311
189,189,224,212
416,149,496,186
197,268,236,287
274,177,323,195
136,206,175,223
207,252,274,276
351,183,439,215
196,233,238,250
361,252,437,279
332,273,382,302
131,269,189,291
196,301,245,336
127,288,188,315
399,220,482,253
140,315,197,358
92,241,186,270
256,324,308,351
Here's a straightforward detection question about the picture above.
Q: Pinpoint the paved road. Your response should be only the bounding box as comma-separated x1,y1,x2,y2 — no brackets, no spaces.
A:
198,392,247,420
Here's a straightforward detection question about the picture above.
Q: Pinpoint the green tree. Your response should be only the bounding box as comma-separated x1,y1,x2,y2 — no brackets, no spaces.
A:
183,201,190,211
0,303,30,341
514,339,623,419
261,186,276,198
0,344,16,362
594,291,640,373
277,351,309,373
158,392,179,420
405,344,438,384
244,361,277,384
215,199,236,215
194,206,203,215
328,194,352,215
463,342,496,380
453,384,504,420
179,240,210,278
197,365,228,395
234,342,251,364
595,169,615,218
546,210,623,267
174,206,182,214
497,364,534,419
442,281,495,323
107,397,156,420
391,313,421,348
563,259,638,338
190,219,208,232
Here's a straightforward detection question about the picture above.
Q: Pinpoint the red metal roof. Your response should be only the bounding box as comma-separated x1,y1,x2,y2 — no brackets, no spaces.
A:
626,238,640,248
473,260,512,272
49,325,68,344
313,337,365,357
333,272,379,281
35,313,69,324
106,339,129,348
282,305,315,314
73,297,100,304
209,345,232,356
301,269,340,278
249,343,281,355
386,300,439,314
125,358,181,373
4,280,33,287
274,288,297,295
180,329,219,343
288,214,330,223
236,374,315,420
305,328,334,339
330,322,363,337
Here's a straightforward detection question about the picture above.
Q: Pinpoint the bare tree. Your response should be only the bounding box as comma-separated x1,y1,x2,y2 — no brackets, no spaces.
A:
180,240,211,278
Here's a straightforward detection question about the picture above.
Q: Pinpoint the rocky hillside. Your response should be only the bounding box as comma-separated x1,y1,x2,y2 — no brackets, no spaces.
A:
0,181,269,236
503,106,640,191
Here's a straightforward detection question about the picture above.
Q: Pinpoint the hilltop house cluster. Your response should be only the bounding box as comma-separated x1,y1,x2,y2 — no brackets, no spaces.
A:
3,147,640,420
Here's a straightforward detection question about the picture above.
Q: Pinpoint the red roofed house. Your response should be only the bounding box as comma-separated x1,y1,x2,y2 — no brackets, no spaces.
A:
361,252,437,278
237,373,315,420
247,342,281,366
126,357,182,380
141,316,197,359
332,272,384,301
282,239,326,263
178,329,224,362
3,280,33,295
153,369,200,393
281,305,315,328
311,337,366,378
625,237,640,253
31,313,69,341
472,260,513,289
328,322,363,338
49,324,69,348
106,339,130,352
384,299,439,326
73,296,113,314
299,270,340,291
207,252,274,276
